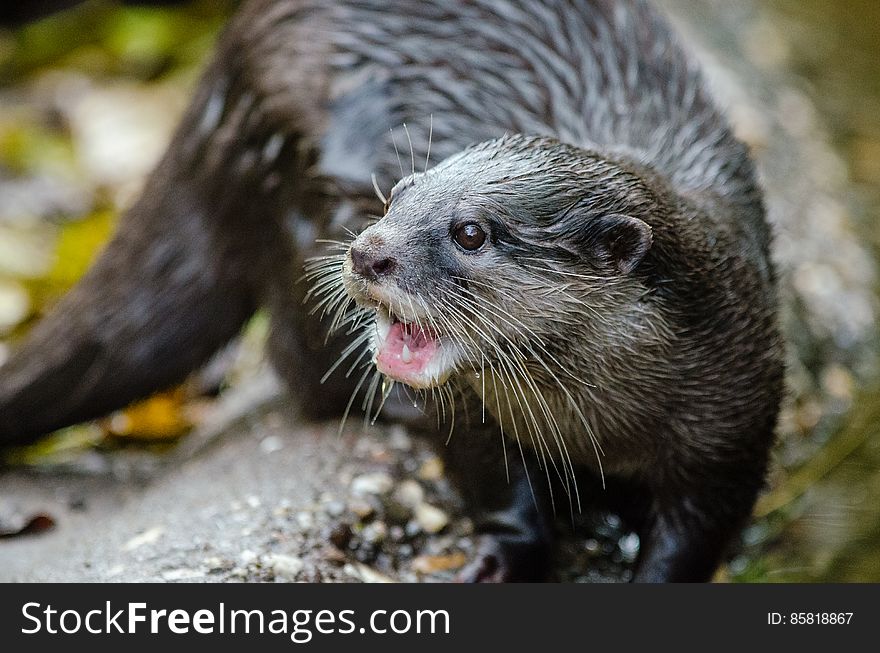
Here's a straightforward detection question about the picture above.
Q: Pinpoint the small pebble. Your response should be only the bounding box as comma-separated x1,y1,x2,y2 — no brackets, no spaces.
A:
260,435,284,453
322,545,347,564
618,533,640,561
351,472,394,496
361,520,388,544
264,553,304,581
68,497,87,512
394,479,424,508
414,503,449,534
405,520,422,538
344,562,393,583
387,426,412,451
418,457,444,481
204,557,233,573
389,525,406,542
453,517,474,537
122,526,164,552
821,364,854,401
349,498,375,520
329,523,353,550
161,568,205,581
382,498,412,524
325,500,346,517
245,495,261,509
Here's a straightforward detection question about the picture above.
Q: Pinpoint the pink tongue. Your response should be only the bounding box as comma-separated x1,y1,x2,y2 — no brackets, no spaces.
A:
376,321,439,382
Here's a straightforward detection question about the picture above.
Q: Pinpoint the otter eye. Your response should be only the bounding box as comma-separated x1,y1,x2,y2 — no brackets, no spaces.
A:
453,223,486,251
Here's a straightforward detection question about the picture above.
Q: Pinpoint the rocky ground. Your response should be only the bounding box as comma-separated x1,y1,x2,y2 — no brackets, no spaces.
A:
0,371,636,583
0,0,878,582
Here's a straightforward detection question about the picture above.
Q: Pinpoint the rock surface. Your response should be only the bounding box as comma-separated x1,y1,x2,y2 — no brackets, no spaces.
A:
0,0,877,582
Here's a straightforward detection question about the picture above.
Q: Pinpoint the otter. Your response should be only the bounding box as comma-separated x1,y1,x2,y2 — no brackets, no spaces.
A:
0,0,783,582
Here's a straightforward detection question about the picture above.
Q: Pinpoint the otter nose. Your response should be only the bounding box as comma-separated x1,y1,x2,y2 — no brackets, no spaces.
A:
350,247,396,281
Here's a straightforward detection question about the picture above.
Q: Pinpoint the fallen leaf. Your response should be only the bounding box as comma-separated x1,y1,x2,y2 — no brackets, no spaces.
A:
411,552,467,574
106,388,191,440
0,512,56,539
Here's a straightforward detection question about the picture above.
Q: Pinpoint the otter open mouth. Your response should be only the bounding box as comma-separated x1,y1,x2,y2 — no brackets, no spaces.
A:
372,309,456,389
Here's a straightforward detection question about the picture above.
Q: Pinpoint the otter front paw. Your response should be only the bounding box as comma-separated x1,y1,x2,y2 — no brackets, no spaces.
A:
457,535,550,583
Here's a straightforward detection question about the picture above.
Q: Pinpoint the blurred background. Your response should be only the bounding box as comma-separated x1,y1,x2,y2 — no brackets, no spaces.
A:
0,0,878,581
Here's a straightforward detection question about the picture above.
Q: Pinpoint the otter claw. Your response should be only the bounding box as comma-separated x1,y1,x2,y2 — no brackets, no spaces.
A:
456,537,547,583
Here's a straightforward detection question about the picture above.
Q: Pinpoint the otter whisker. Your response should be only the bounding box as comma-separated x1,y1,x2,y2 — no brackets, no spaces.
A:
439,286,582,506
454,277,549,347
485,361,510,484
493,348,560,511
417,290,481,378
372,375,394,425
481,354,487,424
314,238,354,250
453,279,589,383
403,122,415,177
389,127,405,180
339,358,376,437
454,279,593,388
301,266,344,286
300,256,346,287
371,172,388,205
425,113,433,173
362,368,383,427
310,289,352,329
441,292,544,450
451,286,597,467
320,329,373,383
305,276,345,301
344,336,373,379
341,226,360,241
440,292,579,504
434,383,446,428
443,383,456,445
490,361,538,510
518,259,605,283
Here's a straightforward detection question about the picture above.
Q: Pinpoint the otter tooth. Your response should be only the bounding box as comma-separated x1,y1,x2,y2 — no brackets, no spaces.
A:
401,343,412,363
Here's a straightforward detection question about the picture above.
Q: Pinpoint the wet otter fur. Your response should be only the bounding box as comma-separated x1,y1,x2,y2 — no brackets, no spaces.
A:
0,0,783,581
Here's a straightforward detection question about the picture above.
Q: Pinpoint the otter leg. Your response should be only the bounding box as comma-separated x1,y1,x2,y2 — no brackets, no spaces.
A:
631,482,758,582
426,401,554,582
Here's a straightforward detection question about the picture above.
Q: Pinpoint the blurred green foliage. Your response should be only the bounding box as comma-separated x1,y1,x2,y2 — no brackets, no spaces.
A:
0,2,235,450
0,0,235,83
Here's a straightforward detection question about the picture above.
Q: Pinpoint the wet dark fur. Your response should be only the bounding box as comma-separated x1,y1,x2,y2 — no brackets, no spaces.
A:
0,0,783,582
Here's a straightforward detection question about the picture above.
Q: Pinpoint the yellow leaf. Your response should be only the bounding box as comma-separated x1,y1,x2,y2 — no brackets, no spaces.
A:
50,209,116,290
107,388,191,440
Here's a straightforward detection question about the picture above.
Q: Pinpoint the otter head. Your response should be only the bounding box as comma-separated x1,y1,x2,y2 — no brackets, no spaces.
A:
338,134,654,392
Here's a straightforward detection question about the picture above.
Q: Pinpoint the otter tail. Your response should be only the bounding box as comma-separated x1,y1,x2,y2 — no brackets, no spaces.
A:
0,162,261,445
0,48,296,444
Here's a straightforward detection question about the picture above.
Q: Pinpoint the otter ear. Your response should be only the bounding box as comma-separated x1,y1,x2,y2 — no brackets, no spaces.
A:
578,213,653,274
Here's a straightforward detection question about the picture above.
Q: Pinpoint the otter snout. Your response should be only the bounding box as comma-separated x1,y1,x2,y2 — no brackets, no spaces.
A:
349,246,396,281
